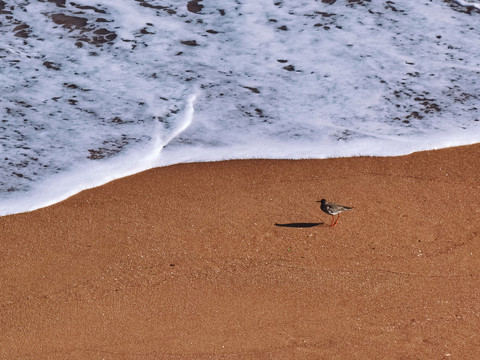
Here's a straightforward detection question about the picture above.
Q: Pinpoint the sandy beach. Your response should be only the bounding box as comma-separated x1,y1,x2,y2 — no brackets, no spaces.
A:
2,144,480,359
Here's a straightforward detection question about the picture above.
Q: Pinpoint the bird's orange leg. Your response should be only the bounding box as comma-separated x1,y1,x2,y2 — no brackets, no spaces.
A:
331,216,335,227
333,214,340,227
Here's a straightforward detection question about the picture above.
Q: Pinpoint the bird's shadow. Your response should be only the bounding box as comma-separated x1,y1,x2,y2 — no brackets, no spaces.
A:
275,222,323,228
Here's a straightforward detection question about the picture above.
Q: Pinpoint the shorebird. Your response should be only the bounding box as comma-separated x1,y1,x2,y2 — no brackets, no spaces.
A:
319,199,353,228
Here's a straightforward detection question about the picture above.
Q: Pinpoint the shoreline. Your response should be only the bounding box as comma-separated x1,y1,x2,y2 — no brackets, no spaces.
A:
3,139,480,218
2,143,480,358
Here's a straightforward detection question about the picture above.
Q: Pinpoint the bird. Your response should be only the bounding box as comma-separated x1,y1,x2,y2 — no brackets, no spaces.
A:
319,199,353,228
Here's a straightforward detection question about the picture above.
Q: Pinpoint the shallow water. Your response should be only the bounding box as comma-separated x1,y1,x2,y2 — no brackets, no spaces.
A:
1,0,480,215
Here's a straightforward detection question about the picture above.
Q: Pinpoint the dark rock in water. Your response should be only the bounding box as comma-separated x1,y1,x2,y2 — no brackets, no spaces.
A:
70,3,106,14
89,28,118,45
140,27,155,35
43,61,61,70
243,86,260,94
87,136,134,160
187,0,203,14
181,40,198,47
346,0,371,7
317,12,336,18
47,0,66,8
93,28,112,35
106,33,117,41
14,30,30,38
255,108,264,117
13,24,30,31
135,0,176,15
13,24,30,38
51,13,88,28
87,149,105,160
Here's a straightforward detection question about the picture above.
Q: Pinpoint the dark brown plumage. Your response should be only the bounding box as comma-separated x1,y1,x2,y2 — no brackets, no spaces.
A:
320,199,353,228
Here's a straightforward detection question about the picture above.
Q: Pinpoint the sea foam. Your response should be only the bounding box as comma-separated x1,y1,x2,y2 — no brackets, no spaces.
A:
1,0,479,215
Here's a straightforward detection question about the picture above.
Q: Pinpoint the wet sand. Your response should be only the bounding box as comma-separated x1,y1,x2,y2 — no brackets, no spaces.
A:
2,144,480,359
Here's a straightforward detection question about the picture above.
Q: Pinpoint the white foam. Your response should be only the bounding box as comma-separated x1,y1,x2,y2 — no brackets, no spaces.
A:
0,90,199,215
1,0,480,215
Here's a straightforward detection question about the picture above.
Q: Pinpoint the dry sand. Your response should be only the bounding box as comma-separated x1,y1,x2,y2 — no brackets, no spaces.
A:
2,144,480,359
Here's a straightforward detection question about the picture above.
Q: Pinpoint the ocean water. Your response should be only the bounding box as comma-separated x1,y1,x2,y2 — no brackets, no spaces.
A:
1,0,480,215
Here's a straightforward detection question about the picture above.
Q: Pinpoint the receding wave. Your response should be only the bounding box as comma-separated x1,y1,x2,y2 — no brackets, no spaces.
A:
1,0,480,215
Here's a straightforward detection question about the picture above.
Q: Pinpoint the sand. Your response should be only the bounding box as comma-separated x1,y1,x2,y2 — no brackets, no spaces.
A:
1,144,480,359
